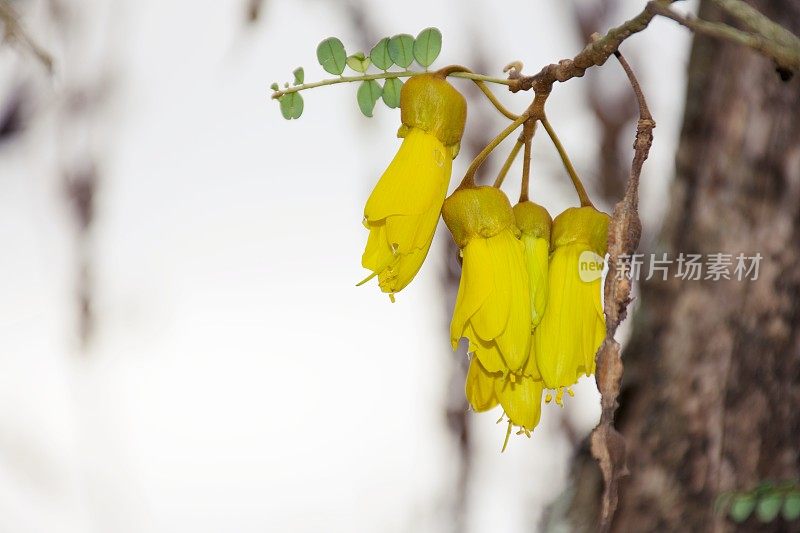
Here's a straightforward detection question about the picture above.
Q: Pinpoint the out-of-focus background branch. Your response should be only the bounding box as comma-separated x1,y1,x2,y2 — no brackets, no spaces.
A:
0,0,52,71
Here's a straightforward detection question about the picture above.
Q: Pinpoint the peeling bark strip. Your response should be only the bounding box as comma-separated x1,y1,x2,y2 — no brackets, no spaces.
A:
591,51,654,533
612,0,800,531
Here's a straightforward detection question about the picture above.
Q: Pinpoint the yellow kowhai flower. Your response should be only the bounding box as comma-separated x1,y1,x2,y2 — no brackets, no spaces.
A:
513,201,552,328
465,357,543,449
443,186,531,374
533,206,609,404
360,74,467,300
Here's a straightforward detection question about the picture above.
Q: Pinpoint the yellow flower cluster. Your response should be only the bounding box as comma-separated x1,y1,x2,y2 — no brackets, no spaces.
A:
359,73,610,447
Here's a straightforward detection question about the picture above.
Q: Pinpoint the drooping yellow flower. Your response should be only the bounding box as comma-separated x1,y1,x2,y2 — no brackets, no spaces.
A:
360,74,467,299
443,186,531,374
513,201,552,328
533,206,609,402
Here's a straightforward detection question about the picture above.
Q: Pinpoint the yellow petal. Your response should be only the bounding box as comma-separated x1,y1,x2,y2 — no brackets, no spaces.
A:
359,128,452,294
495,374,543,431
522,336,542,380
364,128,451,220
361,221,393,273
450,230,531,373
520,234,549,327
533,243,605,389
465,237,511,343
489,231,531,371
463,323,506,374
450,239,492,347
384,205,440,256
465,357,500,412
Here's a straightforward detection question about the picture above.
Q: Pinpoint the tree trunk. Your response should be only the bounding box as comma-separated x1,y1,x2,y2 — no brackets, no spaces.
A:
611,0,800,531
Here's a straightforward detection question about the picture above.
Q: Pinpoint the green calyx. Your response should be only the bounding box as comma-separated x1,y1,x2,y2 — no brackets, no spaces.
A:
442,186,515,248
513,201,552,242
400,73,467,149
551,206,610,255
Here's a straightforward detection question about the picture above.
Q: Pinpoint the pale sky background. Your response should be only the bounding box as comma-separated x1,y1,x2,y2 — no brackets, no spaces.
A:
0,0,694,531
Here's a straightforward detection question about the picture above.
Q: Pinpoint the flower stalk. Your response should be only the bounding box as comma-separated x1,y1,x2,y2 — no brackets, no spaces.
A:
459,112,530,189
541,117,593,208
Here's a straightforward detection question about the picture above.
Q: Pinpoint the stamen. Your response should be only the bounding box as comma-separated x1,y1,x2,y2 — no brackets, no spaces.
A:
433,148,444,167
389,293,396,303
556,388,565,407
567,387,575,397
356,271,378,286
501,420,513,453
545,393,552,404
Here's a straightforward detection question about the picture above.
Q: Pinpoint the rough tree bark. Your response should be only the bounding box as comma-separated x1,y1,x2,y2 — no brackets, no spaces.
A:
612,0,800,531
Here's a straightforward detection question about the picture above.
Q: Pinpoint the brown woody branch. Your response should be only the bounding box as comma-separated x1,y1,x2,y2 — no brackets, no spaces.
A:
591,50,653,533
511,0,800,97
512,1,672,95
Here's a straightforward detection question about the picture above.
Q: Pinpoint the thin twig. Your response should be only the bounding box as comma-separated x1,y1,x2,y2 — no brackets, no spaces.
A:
590,49,654,533
270,69,512,99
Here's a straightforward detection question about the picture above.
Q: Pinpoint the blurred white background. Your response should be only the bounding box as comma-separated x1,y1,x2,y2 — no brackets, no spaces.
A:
0,0,694,531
